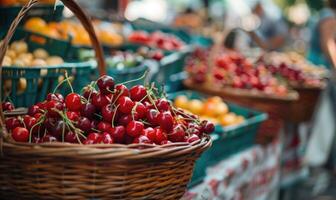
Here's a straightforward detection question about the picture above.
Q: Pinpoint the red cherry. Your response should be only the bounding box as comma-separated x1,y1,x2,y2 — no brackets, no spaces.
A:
169,124,185,142
82,86,95,100
153,128,167,144
97,121,111,132
12,127,29,142
118,114,133,126
92,93,110,109
47,93,59,102
65,93,82,112
87,132,101,141
23,115,37,132
97,75,115,95
160,140,172,145
80,103,96,119
101,104,115,123
28,105,40,116
158,111,174,132
34,113,43,121
46,100,64,118
133,135,151,144
146,109,160,126
113,84,129,102
50,120,68,139
126,121,144,137
83,139,95,145
134,102,147,119
100,132,114,144
2,102,14,111
66,111,80,122
201,120,215,134
129,85,147,101
65,131,78,143
32,136,41,143
76,117,91,132
109,126,125,143
124,134,134,144
118,96,135,114
41,134,58,143
187,134,200,143
155,99,170,111
55,93,64,102
5,117,22,130
142,127,156,142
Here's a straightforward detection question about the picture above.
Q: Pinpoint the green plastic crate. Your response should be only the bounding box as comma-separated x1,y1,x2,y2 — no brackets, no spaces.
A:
0,4,64,29
167,90,268,187
2,61,95,107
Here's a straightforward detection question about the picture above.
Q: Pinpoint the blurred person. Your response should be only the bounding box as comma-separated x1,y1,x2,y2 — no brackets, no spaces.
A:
305,0,336,175
173,7,203,31
248,2,288,50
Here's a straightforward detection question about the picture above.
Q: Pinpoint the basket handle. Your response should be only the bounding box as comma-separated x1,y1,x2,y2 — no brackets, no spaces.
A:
0,0,106,139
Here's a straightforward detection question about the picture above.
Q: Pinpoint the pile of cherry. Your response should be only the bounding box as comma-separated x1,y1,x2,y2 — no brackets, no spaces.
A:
3,75,214,145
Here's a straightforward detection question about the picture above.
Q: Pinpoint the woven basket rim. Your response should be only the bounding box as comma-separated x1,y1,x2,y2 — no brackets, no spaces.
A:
1,134,212,160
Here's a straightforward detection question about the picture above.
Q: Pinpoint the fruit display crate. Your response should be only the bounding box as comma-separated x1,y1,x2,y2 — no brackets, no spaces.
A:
167,90,268,186
0,4,64,29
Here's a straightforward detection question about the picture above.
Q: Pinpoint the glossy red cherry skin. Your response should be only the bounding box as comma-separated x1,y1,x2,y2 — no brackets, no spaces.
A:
5,117,22,130
28,105,41,116
153,128,168,144
109,126,125,143
142,127,155,142
80,103,96,119
118,96,135,114
187,134,200,143
65,93,82,112
66,111,80,122
129,85,147,101
169,124,185,142
2,102,14,111
65,131,78,143
41,134,58,143
97,75,115,95
97,121,112,132
118,114,133,126
126,121,144,137
100,132,114,144
134,102,147,119
101,104,115,123
12,127,29,142
23,115,37,132
115,84,129,98
46,100,64,118
87,132,101,141
83,139,95,145
146,109,160,126
201,120,215,134
92,93,110,109
155,99,170,111
133,135,151,144
76,117,92,132
158,111,174,132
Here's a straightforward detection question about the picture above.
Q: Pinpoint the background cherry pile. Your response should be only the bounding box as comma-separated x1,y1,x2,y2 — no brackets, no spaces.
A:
3,75,214,145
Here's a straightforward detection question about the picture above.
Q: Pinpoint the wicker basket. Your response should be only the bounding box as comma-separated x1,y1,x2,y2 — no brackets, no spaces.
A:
0,1,212,199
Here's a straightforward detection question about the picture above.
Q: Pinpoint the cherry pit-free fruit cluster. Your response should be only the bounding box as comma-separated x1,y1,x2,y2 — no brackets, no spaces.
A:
4,75,214,145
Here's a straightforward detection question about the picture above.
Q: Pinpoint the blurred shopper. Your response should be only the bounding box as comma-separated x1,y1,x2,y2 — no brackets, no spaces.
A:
248,2,288,50
305,0,336,174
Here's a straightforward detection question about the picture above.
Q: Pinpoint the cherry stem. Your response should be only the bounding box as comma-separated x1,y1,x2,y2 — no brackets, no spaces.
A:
111,104,119,127
53,73,73,94
64,71,74,93
29,114,46,143
119,70,149,86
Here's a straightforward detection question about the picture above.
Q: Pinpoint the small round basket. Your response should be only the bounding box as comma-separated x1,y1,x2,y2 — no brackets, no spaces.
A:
0,1,212,199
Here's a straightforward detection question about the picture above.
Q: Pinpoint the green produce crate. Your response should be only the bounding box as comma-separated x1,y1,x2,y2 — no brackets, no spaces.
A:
0,4,64,29
129,18,191,44
191,35,214,48
2,61,95,107
106,63,148,88
167,90,268,187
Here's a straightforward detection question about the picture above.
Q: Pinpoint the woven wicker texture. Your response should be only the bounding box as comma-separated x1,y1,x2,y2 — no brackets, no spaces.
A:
0,1,212,199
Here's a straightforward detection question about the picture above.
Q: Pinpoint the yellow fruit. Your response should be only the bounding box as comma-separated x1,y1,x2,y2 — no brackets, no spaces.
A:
203,101,217,117
174,95,189,109
12,59,26,67
24,17,47,32
46,56,64,66
2,56,12,66
207,96,222,104
0,0,17,6
10,41,28,54
220,113,237,126
188,99,203,115
235,116,245,124
18,78,27,93
33,48,49,59
6,49,16,59
31,59,47,67
214,102,229,116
